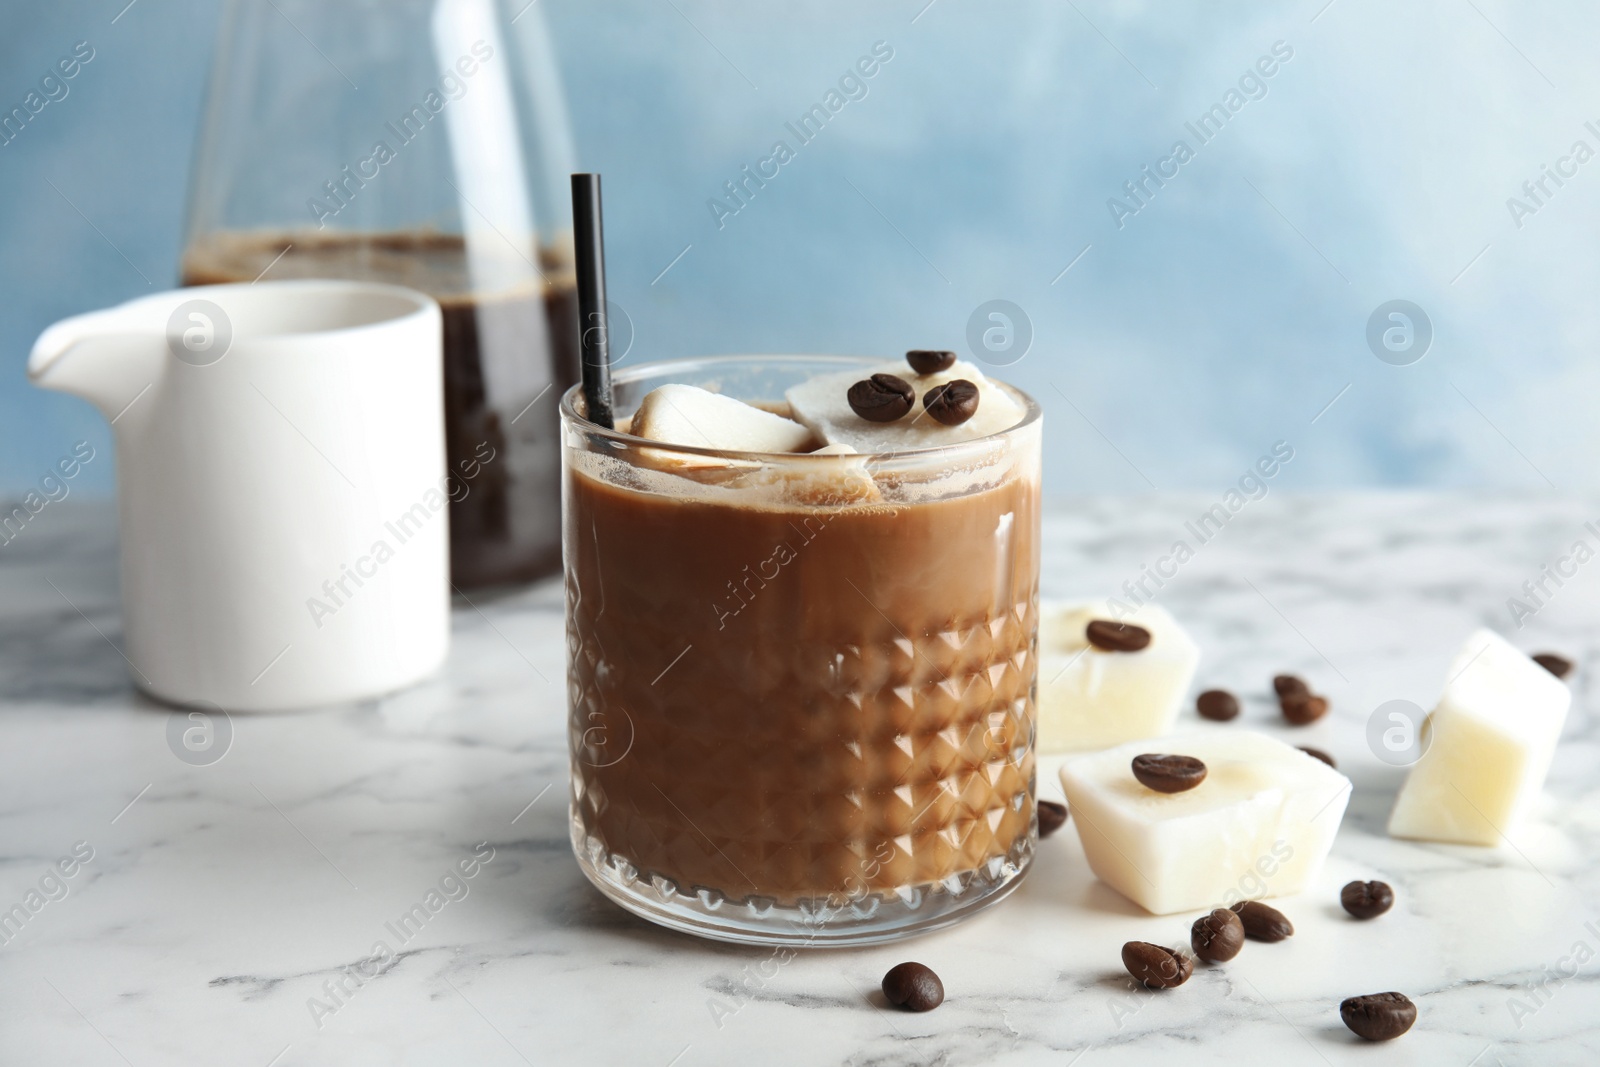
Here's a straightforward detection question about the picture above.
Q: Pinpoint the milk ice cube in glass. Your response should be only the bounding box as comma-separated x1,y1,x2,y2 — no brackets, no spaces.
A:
785,359,1023,452
631,384,814,453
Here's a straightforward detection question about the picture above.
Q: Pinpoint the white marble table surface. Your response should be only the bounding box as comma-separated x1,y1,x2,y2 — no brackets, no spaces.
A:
1,495,1597,1066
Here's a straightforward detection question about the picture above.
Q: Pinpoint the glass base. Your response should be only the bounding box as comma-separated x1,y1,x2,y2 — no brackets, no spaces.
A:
571,809,1036,947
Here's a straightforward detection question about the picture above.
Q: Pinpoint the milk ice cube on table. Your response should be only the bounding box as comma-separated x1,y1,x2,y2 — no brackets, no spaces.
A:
784,359,1023,452
1387,628,1571,847
1059,731,1351,915
629,384,814,467
1037,601,1200,753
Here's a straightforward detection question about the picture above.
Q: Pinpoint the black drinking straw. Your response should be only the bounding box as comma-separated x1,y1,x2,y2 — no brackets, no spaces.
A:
571,173,615,429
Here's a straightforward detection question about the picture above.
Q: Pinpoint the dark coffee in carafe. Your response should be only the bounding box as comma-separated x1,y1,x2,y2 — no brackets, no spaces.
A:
182,231,579,587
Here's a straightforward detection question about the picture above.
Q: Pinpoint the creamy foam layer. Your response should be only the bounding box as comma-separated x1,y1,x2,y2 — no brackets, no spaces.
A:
576,384,1040,511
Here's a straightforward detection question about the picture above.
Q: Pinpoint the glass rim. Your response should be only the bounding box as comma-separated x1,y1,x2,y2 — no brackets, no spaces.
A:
558,354,1042,465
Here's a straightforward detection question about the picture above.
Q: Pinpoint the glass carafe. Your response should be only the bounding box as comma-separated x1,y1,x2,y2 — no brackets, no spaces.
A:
181,0,578,587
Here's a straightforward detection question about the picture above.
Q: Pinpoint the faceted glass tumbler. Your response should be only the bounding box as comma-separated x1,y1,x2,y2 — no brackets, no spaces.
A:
562,356,1043,946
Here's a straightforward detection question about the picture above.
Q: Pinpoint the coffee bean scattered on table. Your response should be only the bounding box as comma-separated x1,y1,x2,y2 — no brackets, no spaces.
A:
905,349,956,375
1196,689,1240,721
1036,800,1068,839
882,962,944,1011
1340,991,1416,1040
1532,652,1573,680
1121,941,1193,989
921,379,980,426
847,374,915,422
1281,692,1329,726
1340,880,1395,920
1273,674,1308,697
1190,908,1245,963
1131,754,1207,794
1230,900,1293,941
1298,746,1336,769
1086,620,1152,652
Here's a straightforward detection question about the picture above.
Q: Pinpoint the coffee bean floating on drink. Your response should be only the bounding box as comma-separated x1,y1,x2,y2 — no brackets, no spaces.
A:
922,379,980,426
1190,907,1245,963
847,373,916,423
1340,879,1394,919
1298,746,1336,768
1121,941,1193,989
1131,753,1207,793
1085,619,1152,652
882,962,944,1011
1230,900,1293,941
1196,688,1239,721
1036,800,1068,839
905,349,957,375
1532,652,1573,679
1340,991,1416,1041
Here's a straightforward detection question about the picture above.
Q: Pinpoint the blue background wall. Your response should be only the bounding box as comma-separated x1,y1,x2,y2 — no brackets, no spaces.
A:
2,0,1595,496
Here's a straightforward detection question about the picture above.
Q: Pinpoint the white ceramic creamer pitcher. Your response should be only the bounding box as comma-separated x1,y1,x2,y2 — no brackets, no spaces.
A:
30,281,450,711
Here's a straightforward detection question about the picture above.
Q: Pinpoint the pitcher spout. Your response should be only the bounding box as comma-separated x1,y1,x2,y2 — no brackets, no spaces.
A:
30,306,167,421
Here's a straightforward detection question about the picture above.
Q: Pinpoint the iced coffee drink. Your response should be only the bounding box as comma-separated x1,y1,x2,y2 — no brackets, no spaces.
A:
563,355,1041,945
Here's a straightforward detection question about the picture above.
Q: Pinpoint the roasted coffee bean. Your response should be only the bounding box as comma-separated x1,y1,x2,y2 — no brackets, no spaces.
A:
1131,754,1207,794
922,379,980,426
847,374,915,422
1273,674,1309,697
1085,620,1152,652
1281,692,1328,725
882,962,944,1011
1196,689,1240,721
1036,800,1068,839
1230,900,1293,941
1340,992,1416,1041
1340,880,1394,920
1298,746,1337,768
1122,941,1193,989
906,349,957,375
1532,652,1573,680
1190,907,1245,963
